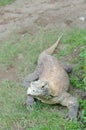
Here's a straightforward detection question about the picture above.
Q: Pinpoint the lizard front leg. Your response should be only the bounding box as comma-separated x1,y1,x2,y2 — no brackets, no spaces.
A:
58,92,79,120
23,65,42,87
25,95,36,110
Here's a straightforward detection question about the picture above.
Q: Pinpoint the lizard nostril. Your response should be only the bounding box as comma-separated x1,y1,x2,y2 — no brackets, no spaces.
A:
33,90,35,92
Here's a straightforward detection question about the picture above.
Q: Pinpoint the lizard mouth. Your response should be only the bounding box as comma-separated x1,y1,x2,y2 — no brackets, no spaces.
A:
27,88,49,97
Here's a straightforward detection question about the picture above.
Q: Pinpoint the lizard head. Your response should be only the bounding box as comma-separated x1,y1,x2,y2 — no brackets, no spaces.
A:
27,80,51,97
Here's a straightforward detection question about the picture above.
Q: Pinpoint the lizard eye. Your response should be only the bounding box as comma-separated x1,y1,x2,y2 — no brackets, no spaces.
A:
50,95,53,97
42,85,45,88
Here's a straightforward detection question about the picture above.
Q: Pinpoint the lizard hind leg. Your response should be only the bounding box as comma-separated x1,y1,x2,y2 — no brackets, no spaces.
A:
59,61,73,73
59,92,79,120
64,65,73,73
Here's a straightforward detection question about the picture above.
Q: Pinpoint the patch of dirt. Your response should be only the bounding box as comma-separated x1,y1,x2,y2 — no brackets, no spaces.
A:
0,0,86,82
11,122,25,130
0,64,18,82
0,0,86,39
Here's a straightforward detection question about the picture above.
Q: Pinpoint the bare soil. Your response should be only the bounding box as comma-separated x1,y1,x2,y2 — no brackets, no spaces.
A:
0,0,86,39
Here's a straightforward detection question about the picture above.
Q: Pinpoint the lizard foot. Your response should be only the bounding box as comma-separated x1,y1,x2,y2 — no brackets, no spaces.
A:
65,107,78,121
24,96,36,110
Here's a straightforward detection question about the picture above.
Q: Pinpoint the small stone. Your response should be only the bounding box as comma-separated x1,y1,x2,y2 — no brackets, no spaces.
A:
79,17,85,21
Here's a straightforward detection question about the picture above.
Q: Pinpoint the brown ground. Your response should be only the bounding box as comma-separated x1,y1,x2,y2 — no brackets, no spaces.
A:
0,0,86,97
0,0,86,39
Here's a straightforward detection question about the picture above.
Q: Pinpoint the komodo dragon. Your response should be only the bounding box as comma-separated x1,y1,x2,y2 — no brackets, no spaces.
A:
23,35,79,120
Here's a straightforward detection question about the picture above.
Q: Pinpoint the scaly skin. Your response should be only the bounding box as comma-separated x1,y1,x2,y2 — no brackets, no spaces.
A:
23,35,78,120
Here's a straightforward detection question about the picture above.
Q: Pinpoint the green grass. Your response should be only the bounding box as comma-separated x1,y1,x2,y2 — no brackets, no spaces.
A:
0,0,15,6
0,28,86,130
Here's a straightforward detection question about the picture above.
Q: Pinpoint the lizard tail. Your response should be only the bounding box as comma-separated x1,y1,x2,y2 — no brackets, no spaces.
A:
44,34,63,55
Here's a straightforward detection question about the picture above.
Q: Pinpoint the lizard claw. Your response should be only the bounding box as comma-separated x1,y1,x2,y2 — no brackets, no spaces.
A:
65,111,77,121
24,96,36,110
